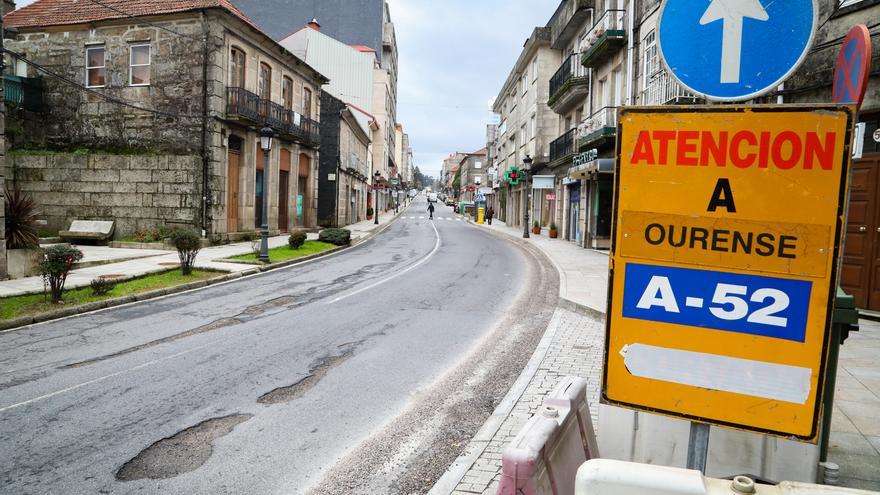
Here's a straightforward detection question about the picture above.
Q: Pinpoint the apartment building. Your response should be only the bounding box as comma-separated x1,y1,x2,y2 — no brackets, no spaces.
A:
491,27,561,231
458,149,489,204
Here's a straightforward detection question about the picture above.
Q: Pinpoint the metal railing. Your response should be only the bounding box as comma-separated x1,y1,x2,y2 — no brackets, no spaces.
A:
638,71,701,106
549,54,589,100
226,86,320,146
579,8,626,53
4,75,44,112
550,128,577,162
578,106,618,137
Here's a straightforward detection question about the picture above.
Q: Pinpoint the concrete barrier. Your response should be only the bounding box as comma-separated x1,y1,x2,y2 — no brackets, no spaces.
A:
575,459,879,495
497,376,599,495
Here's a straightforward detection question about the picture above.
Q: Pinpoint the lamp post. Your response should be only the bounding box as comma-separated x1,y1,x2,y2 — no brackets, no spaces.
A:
374,170,381,225
522,155,533,239
258,126,273,263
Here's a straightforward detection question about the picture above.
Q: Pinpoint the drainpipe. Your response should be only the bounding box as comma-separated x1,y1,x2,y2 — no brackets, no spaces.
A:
625,0,635,106
200,13,211,239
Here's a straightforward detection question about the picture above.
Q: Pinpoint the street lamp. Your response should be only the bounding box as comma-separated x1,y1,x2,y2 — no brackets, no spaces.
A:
258,125,273,262
522,154,533,239
373,170,381,225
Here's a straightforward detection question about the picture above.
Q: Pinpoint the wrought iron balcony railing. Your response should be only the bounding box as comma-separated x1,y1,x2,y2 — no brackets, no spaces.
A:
550,128,577,163
549,54,589,101
4,75,44,112
226,86,320,147
638,70,702,106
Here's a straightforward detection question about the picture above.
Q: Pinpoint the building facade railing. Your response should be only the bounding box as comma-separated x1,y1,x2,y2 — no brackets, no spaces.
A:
4,75,44,112
579,105,618,137
549,54,589,101
226,86,320,147
550,128,577,163
637,70,701,106
579,8,626,54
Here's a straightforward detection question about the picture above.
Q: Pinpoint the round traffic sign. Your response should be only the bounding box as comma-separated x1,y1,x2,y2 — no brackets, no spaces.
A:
658,0,817,102
832,25,872,109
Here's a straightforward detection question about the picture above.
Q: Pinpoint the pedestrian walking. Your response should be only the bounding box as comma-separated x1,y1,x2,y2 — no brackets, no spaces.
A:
487,206,495,225
427,202,435,220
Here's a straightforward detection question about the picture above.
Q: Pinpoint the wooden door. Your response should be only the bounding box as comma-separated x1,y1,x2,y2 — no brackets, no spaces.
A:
841,156,880,310
226,140,241,232
279,171,290,232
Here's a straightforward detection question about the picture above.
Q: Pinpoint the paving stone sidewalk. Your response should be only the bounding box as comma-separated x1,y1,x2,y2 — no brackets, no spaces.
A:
0,206,408,298
435,216,880,494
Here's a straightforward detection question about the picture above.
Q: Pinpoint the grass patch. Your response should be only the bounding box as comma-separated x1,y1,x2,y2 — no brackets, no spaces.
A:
227,240,338,263
0,269,220,321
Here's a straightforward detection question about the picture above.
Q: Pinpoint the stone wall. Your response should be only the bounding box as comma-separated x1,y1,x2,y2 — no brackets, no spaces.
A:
5,19,207,153
9,153,201,237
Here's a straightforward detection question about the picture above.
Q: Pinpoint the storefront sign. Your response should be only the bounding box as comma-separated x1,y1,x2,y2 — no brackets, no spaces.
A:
573,149,599,167
604,105,854,441
507,166,523,185
532,175,555,190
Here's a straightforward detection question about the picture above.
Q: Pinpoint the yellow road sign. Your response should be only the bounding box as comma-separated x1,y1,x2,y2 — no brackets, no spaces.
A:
603,105,855,441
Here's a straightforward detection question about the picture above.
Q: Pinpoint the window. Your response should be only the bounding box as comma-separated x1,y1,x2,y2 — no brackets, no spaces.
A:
85,46,106,88
129,44,151,86
520,124,527,144
643,30,658,88
303,87,312,119
532,59,538,82
530,114,537,137
258,62,272,99
521,73,528,95
230,47,246,87
282,76,293,109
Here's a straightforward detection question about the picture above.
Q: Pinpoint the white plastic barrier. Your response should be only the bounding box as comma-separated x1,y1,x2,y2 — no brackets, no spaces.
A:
497,376,599,495
575,459,879,495
598,404,820,482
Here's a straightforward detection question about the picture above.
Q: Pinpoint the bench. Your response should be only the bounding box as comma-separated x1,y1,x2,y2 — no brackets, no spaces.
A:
59,220,115,243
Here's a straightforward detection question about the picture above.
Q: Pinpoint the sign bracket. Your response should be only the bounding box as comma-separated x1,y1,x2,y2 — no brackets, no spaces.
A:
686,422,710,473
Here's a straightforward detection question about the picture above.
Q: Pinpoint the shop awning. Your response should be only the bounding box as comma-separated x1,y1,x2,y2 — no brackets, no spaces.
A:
568,158,615,178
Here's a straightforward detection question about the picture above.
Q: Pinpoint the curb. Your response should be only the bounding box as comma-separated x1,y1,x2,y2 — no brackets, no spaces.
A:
0,211,410,333
430,219,606,494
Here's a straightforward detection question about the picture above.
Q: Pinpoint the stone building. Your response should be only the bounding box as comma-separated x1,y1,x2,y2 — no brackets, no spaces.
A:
3,0,326,239
491,27,561,233
458,148,488,204
0,0,9,278
318,92,372,227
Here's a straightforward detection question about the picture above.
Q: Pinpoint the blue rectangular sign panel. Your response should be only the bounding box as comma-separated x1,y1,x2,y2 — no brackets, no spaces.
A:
622,263,812,342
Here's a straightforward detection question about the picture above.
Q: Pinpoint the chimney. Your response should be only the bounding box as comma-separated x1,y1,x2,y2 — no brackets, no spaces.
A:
307,18,320,32
3,0,15,16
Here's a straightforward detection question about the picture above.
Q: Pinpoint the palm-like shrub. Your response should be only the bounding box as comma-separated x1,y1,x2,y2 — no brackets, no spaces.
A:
4,186,39,249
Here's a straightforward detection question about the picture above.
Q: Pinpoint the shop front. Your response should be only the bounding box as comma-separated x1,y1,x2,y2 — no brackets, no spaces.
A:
565,179,581,244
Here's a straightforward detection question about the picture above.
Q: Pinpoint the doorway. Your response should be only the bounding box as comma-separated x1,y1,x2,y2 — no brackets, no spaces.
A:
842,155,880,311
255,145,268,229
226,136,242,232
279,149,291,232
297,153,310,226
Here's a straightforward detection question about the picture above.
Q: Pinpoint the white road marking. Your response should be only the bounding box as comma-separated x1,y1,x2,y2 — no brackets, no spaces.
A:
419,216,424,219
0,339,222,413
327,219,442,304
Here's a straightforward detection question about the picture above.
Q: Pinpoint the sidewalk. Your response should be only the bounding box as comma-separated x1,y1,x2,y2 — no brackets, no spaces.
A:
0,207,406,298
435,216,880,494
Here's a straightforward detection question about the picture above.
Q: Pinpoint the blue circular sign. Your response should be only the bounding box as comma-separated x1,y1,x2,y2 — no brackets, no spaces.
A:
658,0,817,102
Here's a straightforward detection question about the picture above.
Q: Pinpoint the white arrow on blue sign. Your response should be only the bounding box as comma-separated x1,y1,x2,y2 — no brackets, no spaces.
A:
658,0,817,102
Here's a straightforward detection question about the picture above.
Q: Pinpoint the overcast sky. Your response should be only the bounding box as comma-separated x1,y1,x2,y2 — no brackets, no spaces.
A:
15,0,560,178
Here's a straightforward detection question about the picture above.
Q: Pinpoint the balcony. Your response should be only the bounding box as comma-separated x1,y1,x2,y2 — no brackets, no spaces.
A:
548,54,590,114
226,86,320,148
549,0,594,49
580,9,626,69
4,75,44,112
578,106,618,149
549,128,577,165
638,70,703,106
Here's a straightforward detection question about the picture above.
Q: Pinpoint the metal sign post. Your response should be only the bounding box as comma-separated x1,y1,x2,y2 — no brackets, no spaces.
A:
686,423,710,473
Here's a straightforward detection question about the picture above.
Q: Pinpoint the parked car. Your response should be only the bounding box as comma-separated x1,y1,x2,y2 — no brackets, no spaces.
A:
446,199,455,207
428,192,438,203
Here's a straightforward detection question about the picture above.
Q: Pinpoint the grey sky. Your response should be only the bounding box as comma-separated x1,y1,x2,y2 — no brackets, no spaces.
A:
13,0,560,177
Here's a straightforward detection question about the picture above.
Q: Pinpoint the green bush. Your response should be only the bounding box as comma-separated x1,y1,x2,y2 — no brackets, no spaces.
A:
288,230,308,249
90,277,117,296
169,229,202,275
318,228,351,246
39,244,84,303
533,221,540,228
549,222,557,230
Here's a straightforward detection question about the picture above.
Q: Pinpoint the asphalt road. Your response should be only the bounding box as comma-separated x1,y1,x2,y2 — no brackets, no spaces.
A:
0,196,557,494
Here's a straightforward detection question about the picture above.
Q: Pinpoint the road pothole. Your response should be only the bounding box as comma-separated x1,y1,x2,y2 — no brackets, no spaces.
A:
258,345,357,405
116,414,252,481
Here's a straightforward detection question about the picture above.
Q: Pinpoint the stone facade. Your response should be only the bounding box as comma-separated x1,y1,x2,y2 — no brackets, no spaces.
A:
318,92,370,227
9,153,201,235
4,7,326,238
